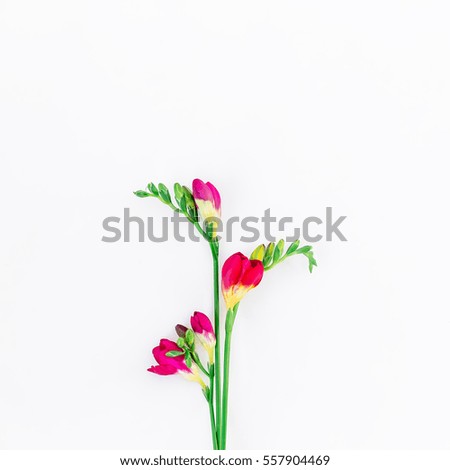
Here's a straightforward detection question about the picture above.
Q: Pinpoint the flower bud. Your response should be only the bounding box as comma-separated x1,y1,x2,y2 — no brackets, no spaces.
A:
250,244,265,261
175,324,188,338
192,179,221,238
190,311,216,364
221,252,264,310
148,339,206,389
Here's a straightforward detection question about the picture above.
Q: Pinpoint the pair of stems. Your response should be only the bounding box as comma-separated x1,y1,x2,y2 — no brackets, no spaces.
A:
208,241,238,450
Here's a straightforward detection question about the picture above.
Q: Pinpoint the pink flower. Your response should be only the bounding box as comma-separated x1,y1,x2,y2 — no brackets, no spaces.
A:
192,179,221,237
191,312,216,364
222,252,264,310
148,339,206,388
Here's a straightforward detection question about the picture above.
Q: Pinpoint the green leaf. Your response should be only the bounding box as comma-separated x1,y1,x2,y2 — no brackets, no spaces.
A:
147,183,159,196
273,239,285,263
158,183,171,204
185,329,195,347
134,190,151,198
250,244,265,261
286,239,300,255
176,337,185,348
165,350,184,358
263,242,275,267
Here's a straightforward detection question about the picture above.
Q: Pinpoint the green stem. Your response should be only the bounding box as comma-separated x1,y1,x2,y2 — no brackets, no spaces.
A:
210,242,222,447
208,364,218,450
221,306,238,449
221,331,231,449
192,352,209,376
194,220,207,239
264,253,289,271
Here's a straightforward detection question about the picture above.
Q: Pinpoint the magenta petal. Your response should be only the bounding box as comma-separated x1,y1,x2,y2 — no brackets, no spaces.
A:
240,259,264,288
148,364,178,375
222,252,246,291
206,182,221,210
191,311,214,335
159,339,180,352
190,312,202,333
152,339,189,372
192,178,213,203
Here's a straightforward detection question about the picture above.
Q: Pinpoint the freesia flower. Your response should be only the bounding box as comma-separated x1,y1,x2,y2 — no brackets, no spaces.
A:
221,252,264,310
191,311,216,364
148,339,206,389
192,179,221,237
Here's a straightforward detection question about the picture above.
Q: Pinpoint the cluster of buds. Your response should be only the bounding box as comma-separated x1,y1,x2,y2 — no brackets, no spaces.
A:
148,312,216,392
250,239,317,273
135,178,221,241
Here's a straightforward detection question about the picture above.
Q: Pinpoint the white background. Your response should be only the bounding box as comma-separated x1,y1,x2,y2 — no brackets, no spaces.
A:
1,0,449,451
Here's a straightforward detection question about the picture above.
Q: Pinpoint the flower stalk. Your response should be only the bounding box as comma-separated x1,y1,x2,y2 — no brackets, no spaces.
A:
208,364,218,450
135,178,317,450
221,303,239,449
210,240,222,446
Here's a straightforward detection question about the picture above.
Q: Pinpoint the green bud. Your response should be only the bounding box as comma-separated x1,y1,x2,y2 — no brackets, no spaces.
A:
273,239,285,263
185,329,195,347
305,251,317,273
158,183,171,204
295,245,312,254
182,186,197,218
182,185,194,198
187,204,197,222
179,195,187,213
263,242,275,267
174,183,183,202
286,239,300,255
134,190,151,198
147,183,159,196
250,244,265,261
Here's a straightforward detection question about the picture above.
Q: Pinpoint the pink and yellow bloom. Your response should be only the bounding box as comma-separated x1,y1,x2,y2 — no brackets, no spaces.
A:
221,252,264,310
191,311,216,364
192,179,221,237
148,339,206,389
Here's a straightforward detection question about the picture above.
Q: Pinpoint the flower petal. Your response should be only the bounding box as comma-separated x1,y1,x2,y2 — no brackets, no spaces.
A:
192,178,213,202
240,259,264,288
206,182,221,212
152,339,189,372
148,364,178,375
191,311,214,337
222,252,246,291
